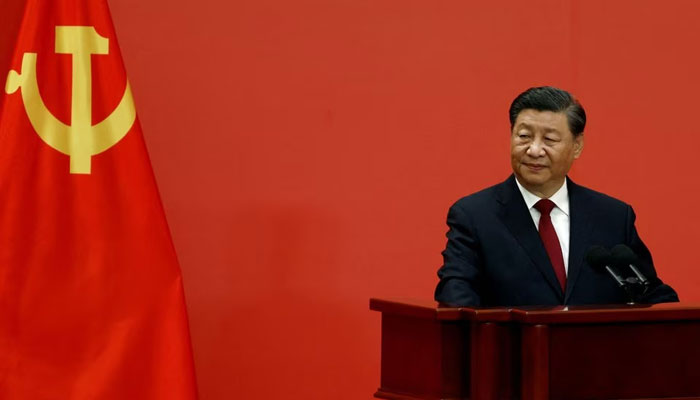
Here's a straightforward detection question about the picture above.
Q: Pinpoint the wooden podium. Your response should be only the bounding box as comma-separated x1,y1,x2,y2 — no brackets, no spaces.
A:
370,298,700,400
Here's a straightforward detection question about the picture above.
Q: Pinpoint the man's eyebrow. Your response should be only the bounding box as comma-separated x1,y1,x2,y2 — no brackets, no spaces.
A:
543,127,561,134
515,122,561,133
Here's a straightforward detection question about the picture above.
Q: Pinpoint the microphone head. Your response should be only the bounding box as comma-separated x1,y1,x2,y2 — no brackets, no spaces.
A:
610,244,637,265
585,245,612,270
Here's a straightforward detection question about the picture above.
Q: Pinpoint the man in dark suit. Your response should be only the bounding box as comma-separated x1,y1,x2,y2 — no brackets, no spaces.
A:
434,86,678,307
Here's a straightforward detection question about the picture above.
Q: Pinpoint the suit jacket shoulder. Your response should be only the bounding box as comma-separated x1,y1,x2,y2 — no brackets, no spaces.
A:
568,181,630,218
450,180,503,212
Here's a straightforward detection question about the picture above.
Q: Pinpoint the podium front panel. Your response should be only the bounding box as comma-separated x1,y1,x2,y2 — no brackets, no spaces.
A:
547,321,700,400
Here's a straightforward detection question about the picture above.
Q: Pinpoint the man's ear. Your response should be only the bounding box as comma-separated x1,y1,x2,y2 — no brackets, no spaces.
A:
573,133,584,159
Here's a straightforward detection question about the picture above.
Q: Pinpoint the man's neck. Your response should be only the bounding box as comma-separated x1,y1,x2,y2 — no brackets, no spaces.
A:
515,177,565,199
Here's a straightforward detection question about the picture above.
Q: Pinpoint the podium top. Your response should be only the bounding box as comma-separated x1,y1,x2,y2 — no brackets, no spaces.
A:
369,298,511,321
512,302,700,324
370,297,700,324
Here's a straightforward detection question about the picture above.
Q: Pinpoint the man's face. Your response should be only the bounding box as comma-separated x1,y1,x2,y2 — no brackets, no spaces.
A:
510,109,584,198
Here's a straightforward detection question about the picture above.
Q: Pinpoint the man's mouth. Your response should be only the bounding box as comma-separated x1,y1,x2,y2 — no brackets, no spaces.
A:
523,163,547,171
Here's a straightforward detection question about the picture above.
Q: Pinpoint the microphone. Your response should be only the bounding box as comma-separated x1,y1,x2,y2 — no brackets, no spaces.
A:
585,245,627,289
610,244,650,289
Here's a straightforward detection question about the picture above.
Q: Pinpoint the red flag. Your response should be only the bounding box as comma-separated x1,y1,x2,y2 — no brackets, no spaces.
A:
0,1,198,399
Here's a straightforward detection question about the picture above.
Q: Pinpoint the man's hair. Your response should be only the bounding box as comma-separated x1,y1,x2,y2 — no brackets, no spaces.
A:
509,86,586,136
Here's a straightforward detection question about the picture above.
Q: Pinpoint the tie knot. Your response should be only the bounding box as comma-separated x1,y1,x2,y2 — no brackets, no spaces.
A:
534,199,556,215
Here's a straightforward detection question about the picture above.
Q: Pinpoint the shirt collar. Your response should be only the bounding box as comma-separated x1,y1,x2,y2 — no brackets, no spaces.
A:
515,177,570,217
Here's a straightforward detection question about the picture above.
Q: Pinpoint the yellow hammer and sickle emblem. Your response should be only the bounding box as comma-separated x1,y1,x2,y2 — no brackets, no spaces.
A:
5,26,136,174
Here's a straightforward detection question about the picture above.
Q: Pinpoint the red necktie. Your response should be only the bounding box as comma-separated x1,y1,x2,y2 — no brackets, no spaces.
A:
534,199,567,292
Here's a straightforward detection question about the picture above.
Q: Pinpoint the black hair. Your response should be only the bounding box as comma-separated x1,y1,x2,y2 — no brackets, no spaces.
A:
509,86,586,136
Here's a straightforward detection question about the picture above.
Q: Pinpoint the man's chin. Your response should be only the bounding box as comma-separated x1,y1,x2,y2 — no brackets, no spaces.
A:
514,175,551,193
516,170,549,186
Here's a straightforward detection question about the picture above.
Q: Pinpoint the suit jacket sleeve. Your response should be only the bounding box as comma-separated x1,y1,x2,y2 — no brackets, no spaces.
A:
434,200,483,306
625,205,679,303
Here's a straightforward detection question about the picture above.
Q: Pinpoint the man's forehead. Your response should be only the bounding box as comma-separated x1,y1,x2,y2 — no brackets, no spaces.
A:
513,109,569,131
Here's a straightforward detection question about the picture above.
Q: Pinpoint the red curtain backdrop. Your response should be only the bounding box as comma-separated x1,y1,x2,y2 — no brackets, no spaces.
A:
3,0,699,399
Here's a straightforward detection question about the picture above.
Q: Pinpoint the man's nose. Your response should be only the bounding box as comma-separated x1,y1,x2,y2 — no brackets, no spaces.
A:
526,139,546,157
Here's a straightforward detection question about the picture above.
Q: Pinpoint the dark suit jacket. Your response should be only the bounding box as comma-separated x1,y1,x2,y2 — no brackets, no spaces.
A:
434,175,678,306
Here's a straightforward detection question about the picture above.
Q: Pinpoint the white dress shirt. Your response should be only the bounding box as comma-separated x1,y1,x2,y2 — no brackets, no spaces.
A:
514,178,570,275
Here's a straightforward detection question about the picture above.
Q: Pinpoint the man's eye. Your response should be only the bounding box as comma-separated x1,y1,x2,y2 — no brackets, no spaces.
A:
518,134,530,139
545,137,559,142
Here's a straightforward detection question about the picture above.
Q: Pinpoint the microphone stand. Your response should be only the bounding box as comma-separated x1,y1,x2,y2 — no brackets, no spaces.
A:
603,265,637,304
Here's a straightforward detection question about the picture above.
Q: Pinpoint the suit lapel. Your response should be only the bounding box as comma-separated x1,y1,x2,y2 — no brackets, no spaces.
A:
496,175,564,300
564,178,593,304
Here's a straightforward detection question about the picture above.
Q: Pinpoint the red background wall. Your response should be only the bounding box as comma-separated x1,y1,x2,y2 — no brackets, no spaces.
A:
4,0,700,398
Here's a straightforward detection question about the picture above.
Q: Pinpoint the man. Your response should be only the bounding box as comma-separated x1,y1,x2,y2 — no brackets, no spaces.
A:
434,86,678,307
